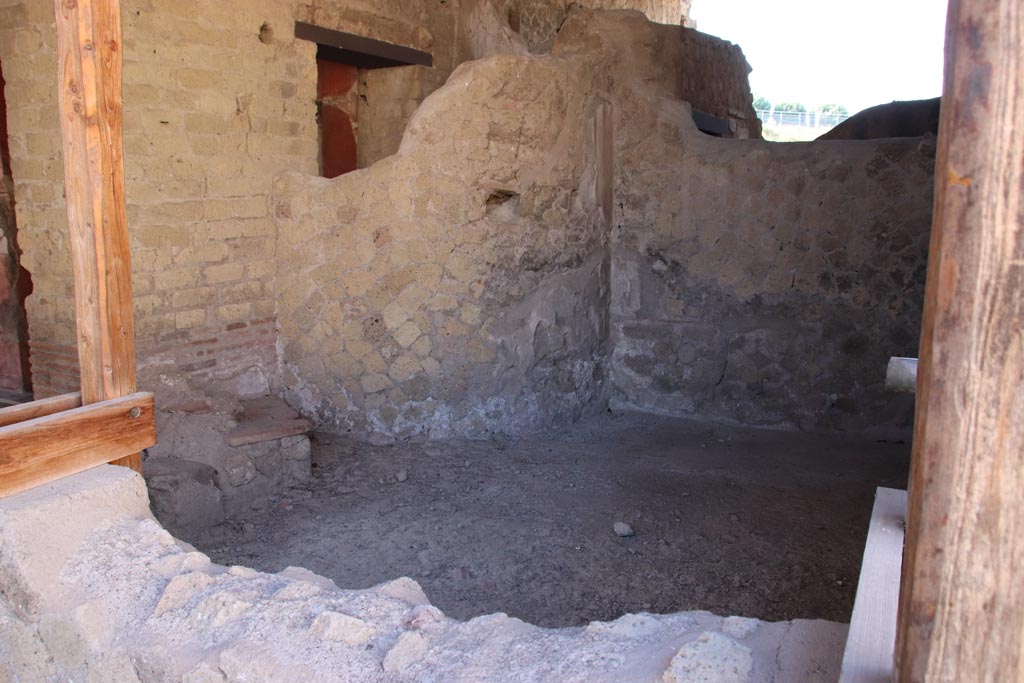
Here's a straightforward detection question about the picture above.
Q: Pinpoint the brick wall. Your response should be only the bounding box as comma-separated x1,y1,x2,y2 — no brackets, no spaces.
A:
122,1,319,400
0,0,486,404
0,0,319,401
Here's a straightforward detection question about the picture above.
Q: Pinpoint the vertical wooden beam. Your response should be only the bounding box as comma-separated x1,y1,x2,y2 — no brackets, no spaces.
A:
895,0,1024,680
54,0,140,471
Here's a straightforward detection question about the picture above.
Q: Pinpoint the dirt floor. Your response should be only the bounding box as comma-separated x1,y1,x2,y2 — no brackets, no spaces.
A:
187,411,910,628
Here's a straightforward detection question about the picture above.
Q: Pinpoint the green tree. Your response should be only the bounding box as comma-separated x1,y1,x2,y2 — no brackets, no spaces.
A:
819,103,849,117
753,95,771,111
775,102,806,113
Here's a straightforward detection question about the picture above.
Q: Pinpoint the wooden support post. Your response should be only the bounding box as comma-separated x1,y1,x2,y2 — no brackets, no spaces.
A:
895,0,1024,680
53,0,140,471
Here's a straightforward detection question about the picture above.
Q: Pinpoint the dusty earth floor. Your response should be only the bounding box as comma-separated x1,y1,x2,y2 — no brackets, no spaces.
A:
186,411,910,628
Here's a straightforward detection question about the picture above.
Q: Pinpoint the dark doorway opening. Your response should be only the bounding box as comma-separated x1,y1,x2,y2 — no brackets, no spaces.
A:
0,58,33,401
295,22,433,179
316,57,359,179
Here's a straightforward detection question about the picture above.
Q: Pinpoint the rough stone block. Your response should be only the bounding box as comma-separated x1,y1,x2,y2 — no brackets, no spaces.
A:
144,458,225,532
382,631,428,672
0,466,150,626
663,632,753,683
309,610,376,645
154,572,217,616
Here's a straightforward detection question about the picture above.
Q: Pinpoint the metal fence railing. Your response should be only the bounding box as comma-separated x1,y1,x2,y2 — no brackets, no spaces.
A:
756,110,851,128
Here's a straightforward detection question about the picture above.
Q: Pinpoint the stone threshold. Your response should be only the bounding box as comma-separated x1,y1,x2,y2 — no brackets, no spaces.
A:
0,465,848,682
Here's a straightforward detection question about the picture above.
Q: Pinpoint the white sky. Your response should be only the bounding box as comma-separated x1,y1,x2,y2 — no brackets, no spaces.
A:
689,0,948,114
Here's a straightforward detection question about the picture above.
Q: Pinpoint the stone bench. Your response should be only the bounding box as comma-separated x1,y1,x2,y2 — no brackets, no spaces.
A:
144,396,313,534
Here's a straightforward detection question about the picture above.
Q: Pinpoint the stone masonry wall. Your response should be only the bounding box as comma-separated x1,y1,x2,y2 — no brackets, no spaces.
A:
272,8,930,439
566,12,933,434
496,0,689,53
309,1,690,168
554,11,760,138
274,53,613,438
2,3,927,447
0,0,686,403
676,28,761,138
569,11,928,433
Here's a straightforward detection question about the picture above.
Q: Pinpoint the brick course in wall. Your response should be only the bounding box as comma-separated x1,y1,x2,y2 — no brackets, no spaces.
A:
141,319,278,388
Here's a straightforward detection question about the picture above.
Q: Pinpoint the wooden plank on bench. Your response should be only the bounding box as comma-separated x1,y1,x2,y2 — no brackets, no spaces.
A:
0,392,156,498
225,397,312,447
226,418,312,447
839,487,907,683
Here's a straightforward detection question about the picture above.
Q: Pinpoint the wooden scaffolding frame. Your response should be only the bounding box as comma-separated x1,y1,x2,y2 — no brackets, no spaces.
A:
0,0,155,498
0,0,1020,679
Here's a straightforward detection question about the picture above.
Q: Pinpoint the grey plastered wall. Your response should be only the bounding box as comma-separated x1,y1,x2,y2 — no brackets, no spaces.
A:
610,99,935,434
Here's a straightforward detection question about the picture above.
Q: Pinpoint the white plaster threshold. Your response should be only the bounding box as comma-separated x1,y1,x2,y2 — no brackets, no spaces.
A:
839,487,908,683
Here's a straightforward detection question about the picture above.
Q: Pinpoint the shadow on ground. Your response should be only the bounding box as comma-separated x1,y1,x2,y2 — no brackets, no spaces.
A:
187,411,910,628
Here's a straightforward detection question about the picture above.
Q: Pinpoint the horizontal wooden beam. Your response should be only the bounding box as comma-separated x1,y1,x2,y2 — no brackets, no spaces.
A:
295,21,433,69
0,392,83,429
0,392,155,498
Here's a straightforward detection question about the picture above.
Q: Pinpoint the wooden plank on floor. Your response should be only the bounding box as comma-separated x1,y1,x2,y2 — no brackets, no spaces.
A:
0,393,83,429
0,392,156,498
840,487,907,683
